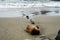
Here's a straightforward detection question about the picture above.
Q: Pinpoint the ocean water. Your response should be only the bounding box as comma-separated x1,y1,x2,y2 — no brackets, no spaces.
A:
0,0,50,3
0,0,60,17
0,7,60,17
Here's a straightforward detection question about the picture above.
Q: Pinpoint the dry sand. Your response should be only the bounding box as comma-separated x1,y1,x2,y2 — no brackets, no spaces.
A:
0,16,60,40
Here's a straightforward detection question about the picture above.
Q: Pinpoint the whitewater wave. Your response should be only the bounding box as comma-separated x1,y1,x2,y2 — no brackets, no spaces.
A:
0,1,60,8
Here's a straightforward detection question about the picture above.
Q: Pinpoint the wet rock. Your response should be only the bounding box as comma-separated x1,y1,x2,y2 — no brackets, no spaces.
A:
30,19,35,24
40,11,51,15
26,16,29,19
39,35,51,40
55,30,60,40
32,12,40,15
52,0,60,1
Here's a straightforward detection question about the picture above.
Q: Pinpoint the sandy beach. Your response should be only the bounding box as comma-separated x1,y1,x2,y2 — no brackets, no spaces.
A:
0,0,60,40
0,16,60,40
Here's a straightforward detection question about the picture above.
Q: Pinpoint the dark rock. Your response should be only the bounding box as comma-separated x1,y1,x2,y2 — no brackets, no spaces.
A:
26,16,29,19
40,11,51,15
40,35,51,40
55,30,60,40
32,12,39,15
30,19,35,24
52,0,60,1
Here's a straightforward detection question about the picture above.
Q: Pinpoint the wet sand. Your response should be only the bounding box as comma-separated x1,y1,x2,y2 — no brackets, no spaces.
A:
0,16,60,40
